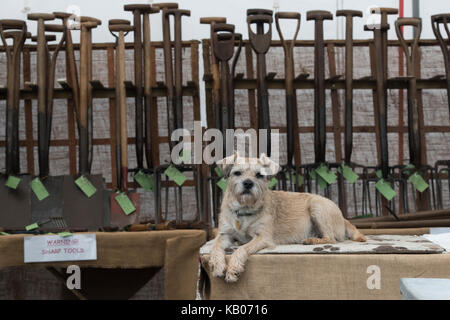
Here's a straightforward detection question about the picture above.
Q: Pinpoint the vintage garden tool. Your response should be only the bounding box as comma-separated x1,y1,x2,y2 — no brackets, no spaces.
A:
364,10,397,216
431,14,450,120
124,4,153,170
165,8,191,224
275,11,302,191
247,9,273,156
53,12,80,125
0,20,31,230
200,17,227,131
395,18,430,211
60,17,106,231
27,13,55,178
152,3,178,223
142,6,160,171
212,23,235,153
27,13,67,229
79,16,101,172
335,10,362,214
230,32,243,131
336,10,362,164
307,11,332,167
109,22,141,229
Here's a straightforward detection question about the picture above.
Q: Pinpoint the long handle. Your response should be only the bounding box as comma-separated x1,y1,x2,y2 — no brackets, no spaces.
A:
275,12,301,167
395,18,422,168
431,14,450,121
0,20,27,176
336,10,363,164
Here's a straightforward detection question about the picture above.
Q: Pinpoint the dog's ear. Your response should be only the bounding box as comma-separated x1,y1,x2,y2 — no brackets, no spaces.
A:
259,153,280,177
216,152,238,177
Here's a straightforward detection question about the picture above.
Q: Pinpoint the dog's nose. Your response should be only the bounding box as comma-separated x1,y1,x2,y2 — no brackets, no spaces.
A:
243,179,254,190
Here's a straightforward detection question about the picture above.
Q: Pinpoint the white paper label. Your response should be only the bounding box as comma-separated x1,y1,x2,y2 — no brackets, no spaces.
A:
24,234,97,263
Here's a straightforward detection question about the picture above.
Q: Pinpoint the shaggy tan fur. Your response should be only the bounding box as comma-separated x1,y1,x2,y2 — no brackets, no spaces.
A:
208,153,366,282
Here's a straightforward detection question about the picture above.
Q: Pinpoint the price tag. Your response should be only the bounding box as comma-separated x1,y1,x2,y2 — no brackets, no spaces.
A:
339,165,359,183
164,165,187,186
215,166,224,177
217,178,227,191
269,177,278,189
315,165,337,185
58,232,73,238
26,223,39,231
5,175,21,190
74,175,97,198
114,192,136,215
30,178,50,201
375,179,396,201
134,170,155,191
310,170,327,189
408,172,429,193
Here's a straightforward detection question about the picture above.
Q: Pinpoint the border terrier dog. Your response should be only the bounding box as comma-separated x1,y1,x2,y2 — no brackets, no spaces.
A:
208,153,366,282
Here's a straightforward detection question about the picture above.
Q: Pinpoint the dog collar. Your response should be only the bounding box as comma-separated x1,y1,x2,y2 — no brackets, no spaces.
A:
233,208,262,217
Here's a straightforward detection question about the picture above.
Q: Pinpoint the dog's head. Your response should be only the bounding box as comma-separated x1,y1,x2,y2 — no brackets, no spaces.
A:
217,153,280,206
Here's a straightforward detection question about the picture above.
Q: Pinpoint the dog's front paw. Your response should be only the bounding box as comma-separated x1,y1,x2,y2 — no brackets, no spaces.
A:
209,252,226,278
225,254,245,282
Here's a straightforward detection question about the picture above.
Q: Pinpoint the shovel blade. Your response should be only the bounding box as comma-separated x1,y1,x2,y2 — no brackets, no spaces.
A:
31,176,64,231
110,191,140,229
0,175,32,230
62,174,107,231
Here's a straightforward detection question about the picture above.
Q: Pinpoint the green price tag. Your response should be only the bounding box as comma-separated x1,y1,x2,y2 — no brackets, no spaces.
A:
408,172,429,193
26,222,39,231
310,170,327,189
75,175,97,198
375,170,383,179
164,165,187,186
340,165,359,183
215,166,224,177
403,164,415,175
375,179,396,201
134,170,155,191
58,232,73,238
0,232,10,236
179,149,191,163
217,178,227,191
315,165,337,185
269,177,278,189
5,175,21,190
30,178,50,201
285,171,304,186
114,192,136,216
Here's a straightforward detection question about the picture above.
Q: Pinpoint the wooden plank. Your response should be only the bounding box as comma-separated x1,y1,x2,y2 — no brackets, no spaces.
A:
202,40,214,129
23,48,35,176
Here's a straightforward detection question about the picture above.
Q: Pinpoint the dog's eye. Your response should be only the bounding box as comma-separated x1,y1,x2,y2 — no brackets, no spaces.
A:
233,171,241,176
256,172,263,179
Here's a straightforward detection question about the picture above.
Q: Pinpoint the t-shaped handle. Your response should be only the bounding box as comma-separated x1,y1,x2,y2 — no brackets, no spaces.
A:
306,10,333,21
247,8,273,17
152,2,178,11
27,13,55,21
124,4,153,13
336,10,363,18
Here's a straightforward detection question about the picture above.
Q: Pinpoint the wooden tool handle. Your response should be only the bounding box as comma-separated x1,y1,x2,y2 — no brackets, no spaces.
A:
275,12,300,20
336,10,363,18
247,8,273,16
27,13,55,21
200,17,226,24
247,14,273,24
0,19,26,30
152,2,179,10
306,10,333,21
45,24,64,32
